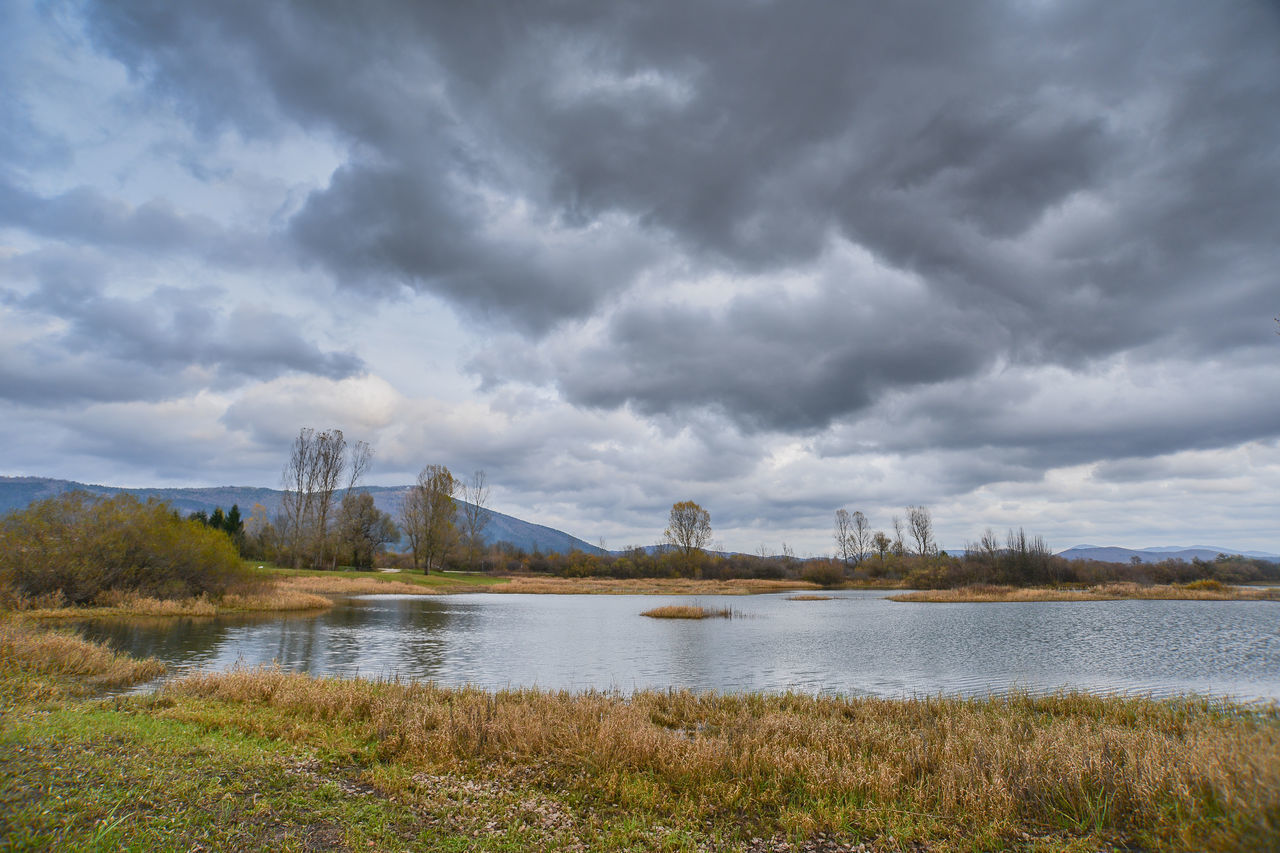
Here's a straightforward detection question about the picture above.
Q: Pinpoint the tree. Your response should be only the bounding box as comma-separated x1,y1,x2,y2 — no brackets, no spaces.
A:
872,531,892,563
835,508,871,567
460,470,490,570
665,500,712,577
280,427,372,569
891,516,906,557
405,464,458,573
337,492,398,570
835,509,854,566
906,505,936,557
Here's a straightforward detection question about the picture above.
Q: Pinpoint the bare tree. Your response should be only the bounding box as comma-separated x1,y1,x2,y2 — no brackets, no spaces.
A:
460,470,490,570
280,427,370,570
835,509,854,566
407,464,458,573
851,511,871,566
891,516,906,557
281,428,319,569
906,505,936,557
665,500,711,577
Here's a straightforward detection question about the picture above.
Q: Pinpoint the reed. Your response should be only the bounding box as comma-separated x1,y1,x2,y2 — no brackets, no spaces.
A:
787,594,834,601
168,667,1280,850
0,618,165,689
640,604,737,619
891,582,1280,603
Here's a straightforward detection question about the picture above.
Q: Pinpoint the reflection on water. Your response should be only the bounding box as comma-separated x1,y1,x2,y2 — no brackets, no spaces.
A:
75,592,1280,701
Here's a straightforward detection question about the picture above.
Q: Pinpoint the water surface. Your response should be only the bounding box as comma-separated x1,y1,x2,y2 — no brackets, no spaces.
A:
79,591,1280,701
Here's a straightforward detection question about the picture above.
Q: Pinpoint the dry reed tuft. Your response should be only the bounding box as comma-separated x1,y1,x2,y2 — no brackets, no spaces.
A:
218,586,333,611
169,667,1280,850
492,576,816,595
787,594,835,601
891,583,1280,603
640,604,736,619
0,619,165,688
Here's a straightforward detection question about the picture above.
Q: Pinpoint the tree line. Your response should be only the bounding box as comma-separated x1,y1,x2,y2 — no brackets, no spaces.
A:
235,427,491,573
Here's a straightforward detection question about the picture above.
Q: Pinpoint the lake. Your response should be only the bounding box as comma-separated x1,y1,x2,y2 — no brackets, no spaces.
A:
79,591,1280,702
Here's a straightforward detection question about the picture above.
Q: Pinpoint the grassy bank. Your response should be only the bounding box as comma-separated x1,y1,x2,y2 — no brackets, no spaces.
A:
487,576,818,595
890,582,1280,603
3,619,1278,851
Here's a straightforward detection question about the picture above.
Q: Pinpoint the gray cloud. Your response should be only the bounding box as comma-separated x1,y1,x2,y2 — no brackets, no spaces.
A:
76,0,1280,430
1,249,363,405
4,0,1278,551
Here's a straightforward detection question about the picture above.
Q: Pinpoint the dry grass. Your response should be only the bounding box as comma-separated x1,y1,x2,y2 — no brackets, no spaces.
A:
491,576,816,595
275,575,441,598
0,618,165,689
169,667,1280,850
787,594,835,601
18,582,333,618
640,604,737,619
217,586,333,611
890,582,1280,603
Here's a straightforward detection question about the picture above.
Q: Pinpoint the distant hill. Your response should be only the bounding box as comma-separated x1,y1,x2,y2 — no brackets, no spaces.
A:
1058,544,1280,563
0,476,605,556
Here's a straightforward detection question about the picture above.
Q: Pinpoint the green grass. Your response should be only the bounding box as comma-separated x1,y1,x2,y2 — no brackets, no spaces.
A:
254,563,510,591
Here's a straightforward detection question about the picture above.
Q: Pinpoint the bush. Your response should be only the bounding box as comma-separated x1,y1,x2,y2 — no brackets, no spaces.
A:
0,492,249,605
800,560,846,587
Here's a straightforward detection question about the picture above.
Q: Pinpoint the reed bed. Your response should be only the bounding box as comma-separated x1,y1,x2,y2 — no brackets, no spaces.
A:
217,586,333,611
0,619,165,688
891,582,1280,603
169,667,1280,850
787,594,835,601
640,604,737,619
491,576,816,595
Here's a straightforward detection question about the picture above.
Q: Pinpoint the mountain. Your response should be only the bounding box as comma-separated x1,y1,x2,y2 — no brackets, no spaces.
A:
1057,544,1280,563
0,476,605,556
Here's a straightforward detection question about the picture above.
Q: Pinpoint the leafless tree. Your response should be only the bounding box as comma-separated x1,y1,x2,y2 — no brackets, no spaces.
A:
835,509,854,566
891,516,906,557
906,505,936,557
280,427,370,570
460,470,490,570
851,511,870,566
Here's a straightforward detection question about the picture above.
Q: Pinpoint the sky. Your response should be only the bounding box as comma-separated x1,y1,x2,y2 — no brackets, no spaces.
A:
2,0,1279,556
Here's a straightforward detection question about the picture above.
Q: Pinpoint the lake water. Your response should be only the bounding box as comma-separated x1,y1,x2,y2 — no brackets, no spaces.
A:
79,591,1280,702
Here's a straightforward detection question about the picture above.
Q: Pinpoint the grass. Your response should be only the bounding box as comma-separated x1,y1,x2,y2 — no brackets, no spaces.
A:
2,621,1279,850
640,604,738,619
20,584,334,619
786,594,835,601
890,582,1280,603
0,618,165,698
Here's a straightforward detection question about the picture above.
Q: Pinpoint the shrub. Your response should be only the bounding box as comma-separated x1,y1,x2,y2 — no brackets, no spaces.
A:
0,492,249,605
800,560,846,587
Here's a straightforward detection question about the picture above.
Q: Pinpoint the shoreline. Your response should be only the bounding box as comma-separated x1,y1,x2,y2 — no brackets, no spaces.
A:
889,582,1280,603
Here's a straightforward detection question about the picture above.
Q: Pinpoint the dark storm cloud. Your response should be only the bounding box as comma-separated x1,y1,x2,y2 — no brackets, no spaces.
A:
1,250,363,405
78,0,1280,437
